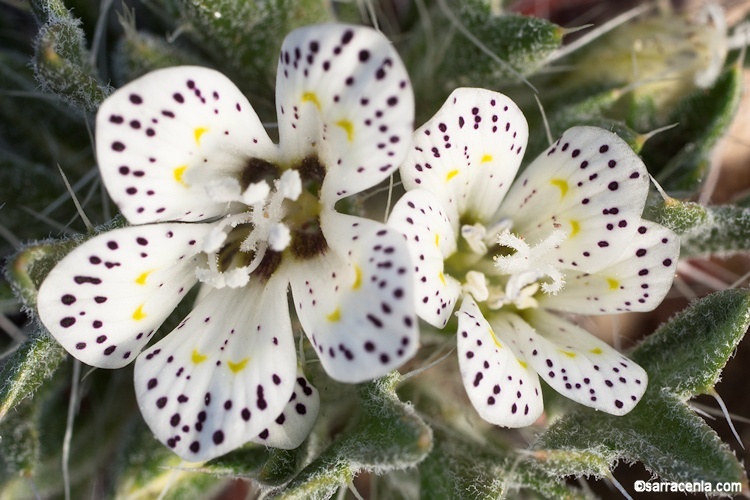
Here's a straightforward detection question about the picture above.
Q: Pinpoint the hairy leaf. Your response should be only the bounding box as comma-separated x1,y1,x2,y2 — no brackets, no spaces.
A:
534,290,750,487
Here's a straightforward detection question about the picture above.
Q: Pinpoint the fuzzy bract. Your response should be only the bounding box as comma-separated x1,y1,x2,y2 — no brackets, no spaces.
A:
36,24,419,461
389,88,679,426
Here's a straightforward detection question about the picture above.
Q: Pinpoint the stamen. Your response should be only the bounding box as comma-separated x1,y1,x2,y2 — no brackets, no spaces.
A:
202,226,228,254
240,170,301,253
196,169,308,287
268,223,292,251
279,169,302,201
242,181,271,205
461,223,488,255
515,283,540,310
462,270,489,302
486,285,509,309
224,267,252,288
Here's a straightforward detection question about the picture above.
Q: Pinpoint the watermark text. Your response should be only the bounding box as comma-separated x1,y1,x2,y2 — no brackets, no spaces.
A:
634,480,742,494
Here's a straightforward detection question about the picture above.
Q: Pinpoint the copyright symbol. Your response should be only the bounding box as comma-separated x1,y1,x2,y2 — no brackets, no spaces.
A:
634,480,645,492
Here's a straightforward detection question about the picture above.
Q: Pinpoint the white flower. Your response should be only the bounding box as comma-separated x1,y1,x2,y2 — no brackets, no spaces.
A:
36,24,420,461
388,88,679,426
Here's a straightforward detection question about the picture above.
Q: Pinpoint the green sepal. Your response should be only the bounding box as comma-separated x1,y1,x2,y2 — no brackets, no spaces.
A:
645,199,750,257
27,0,70,25
112,20,210,85
641,64,742,192
7,237,80,310
534,289,750,486
33,18,111,112
643,196,709,236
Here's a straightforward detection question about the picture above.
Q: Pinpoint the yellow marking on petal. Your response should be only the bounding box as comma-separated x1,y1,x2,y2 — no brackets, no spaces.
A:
191,349,207,364
302,91,321,111
193,127,208,145
335,119,354,142
435,233,440,247
135,270,153,285
518,359,527,368
481,154,493,163
561,350,577,358
439,272,446,285
173,165,188,187
488,327,503,349
327,308,341,322
569,219,580,237
228,358,249,373
352,265,362,290
132,304,147,321
607,278,620,291
590,347,603,355
445,169,459,182
550,178,569,198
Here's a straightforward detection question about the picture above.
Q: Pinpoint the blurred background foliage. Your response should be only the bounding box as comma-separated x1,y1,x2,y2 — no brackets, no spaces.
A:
1,0,750,498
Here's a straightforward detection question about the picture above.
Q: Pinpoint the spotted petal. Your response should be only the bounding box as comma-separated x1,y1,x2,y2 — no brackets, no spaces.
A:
399,88,528,228
275,24,414,203
496,126,649,273
388,189,460,328
249,371,320,449
96,66,277,224
542,220,679,314
288,211,418,383
457,297,543,427
513,309,647,416
134,279,296,461
37,223,209,369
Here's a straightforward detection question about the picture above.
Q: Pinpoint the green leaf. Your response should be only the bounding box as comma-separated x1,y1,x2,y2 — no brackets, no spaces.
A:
0,157,67,254
631,290,750,398
0,51,89,166
274,373,432,498
420,423,579,499
113,418,225,499
0,366,140,498
0,333,67,420
175,0,333,114
0,397,41,477
642,64,742,192
33,18,111,111
534,290,750,487
205,446,273,478
435,8,562,88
